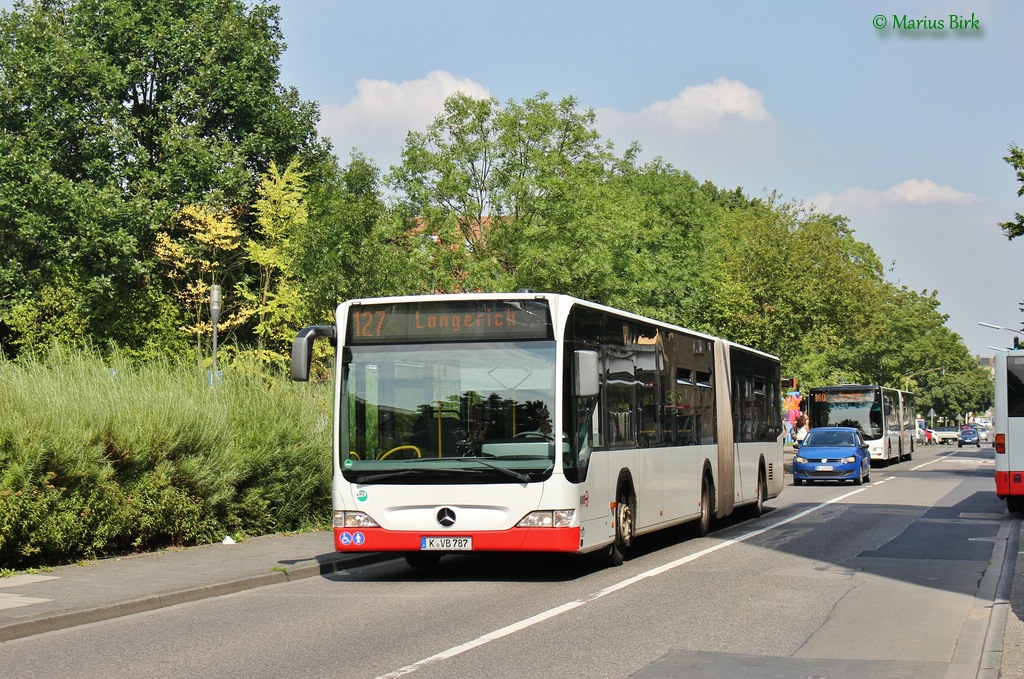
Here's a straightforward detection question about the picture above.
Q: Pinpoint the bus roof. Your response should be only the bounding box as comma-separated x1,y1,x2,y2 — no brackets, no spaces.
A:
336,292,779,361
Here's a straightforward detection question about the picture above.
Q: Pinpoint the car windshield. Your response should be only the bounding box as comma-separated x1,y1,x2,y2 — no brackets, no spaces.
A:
802,430,857,447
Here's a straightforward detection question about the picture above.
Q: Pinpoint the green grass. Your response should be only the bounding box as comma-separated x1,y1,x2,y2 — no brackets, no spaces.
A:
0,345,333,570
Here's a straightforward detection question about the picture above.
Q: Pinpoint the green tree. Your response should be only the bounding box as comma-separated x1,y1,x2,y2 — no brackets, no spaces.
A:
0,0,330,357
293,152,391,321
387,91,627,296
1000,143,1024,240
154,204,244,359
237,160,307,367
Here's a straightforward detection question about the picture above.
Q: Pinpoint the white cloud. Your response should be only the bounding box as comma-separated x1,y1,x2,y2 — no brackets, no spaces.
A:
597,77,772,137
592,78,779,185
318,70,490,168
811,179,985,212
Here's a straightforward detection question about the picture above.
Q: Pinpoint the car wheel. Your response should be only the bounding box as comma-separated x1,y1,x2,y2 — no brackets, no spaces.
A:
794,477,803,486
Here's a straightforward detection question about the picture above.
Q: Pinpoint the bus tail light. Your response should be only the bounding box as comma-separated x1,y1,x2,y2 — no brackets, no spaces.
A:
996,433,1006,455
517,509,576,528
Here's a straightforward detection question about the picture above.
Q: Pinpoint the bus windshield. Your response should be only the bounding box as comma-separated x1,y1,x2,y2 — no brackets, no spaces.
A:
809,390,884,440
341,341,559,483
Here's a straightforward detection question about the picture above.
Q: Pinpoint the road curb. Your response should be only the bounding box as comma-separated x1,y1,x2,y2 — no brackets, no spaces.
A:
977,514,1021,679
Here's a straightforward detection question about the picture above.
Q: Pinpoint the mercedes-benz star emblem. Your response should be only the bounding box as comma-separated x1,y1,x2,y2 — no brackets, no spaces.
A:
436,507,457,527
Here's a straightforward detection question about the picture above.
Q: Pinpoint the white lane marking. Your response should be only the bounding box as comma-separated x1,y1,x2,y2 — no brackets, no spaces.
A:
374,487,868,679
910,451,976,472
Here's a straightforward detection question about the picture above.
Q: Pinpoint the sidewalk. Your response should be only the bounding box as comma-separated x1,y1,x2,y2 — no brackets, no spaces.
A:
0,531,389,643
1,522,1022,678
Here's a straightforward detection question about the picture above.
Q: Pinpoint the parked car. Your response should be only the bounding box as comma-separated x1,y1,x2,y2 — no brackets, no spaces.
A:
976,425,990,442
932,426,960,444
793,426,871,486
958,426,981,448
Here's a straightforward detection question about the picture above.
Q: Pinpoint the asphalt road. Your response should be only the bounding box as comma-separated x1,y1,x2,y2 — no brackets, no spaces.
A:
0,444,1017,679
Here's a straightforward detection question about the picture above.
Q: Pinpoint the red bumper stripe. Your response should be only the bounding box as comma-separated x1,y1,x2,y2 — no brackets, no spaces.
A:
996,470,1024,496
333,526,582,553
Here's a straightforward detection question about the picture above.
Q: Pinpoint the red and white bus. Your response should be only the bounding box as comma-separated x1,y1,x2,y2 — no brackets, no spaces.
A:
807,384,915,465
291,293,785,567
994,350,1024,513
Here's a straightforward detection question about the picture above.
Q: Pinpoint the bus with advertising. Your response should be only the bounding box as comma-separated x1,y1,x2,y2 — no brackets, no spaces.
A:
994,350,1024,513
291,292,785,567
807,385,915,465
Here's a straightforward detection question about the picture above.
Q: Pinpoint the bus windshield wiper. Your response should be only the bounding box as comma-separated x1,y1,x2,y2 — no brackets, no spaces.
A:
451,457,530,483
354,463,529,484
354,469,429,484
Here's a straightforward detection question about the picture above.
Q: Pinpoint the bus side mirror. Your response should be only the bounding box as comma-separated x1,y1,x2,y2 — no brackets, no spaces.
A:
575,350,600,397
291,325,336,381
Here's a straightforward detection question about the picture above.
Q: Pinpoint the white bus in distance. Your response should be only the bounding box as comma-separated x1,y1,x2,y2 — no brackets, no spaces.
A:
807,384,915,465
994,350,1024,513
292,292,785,567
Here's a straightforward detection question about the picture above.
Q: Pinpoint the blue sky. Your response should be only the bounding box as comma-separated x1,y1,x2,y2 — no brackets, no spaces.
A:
4,0,1022,359
271,0,1024,359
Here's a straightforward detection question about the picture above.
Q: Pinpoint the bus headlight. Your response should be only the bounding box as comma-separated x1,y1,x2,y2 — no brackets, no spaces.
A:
333,511,379,528
517,509,576,528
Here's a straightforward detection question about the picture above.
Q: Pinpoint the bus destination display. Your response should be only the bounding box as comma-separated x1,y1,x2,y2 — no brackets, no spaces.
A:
348,300,553,344
812,390,875,403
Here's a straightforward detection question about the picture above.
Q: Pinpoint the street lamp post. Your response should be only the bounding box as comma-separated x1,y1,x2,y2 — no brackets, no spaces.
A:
979,321,1024,349
210,284,222,385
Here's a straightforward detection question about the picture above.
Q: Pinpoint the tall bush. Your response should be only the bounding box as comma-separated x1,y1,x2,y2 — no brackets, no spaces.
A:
0,345,332,569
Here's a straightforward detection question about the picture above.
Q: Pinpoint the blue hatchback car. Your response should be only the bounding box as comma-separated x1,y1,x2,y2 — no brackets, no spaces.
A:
793,426,871,486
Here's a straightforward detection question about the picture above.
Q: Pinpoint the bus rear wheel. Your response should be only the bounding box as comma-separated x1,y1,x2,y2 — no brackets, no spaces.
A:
748,467,765,518
608,490,635,567
696,475,714,537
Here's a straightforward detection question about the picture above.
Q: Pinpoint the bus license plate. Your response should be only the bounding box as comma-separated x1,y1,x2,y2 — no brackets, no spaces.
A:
421,537,472,551
815,465,834,472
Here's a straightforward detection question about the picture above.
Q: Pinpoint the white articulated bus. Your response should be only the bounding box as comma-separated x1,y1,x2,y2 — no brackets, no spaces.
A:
291,293,785,567
807,384,915,465
994,350,1024,513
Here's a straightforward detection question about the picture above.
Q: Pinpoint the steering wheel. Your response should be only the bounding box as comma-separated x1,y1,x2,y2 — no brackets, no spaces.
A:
377,445,422,460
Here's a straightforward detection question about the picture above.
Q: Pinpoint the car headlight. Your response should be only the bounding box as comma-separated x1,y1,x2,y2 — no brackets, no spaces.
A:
517,509,575,528
842,456,857,464
794,456,807,463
